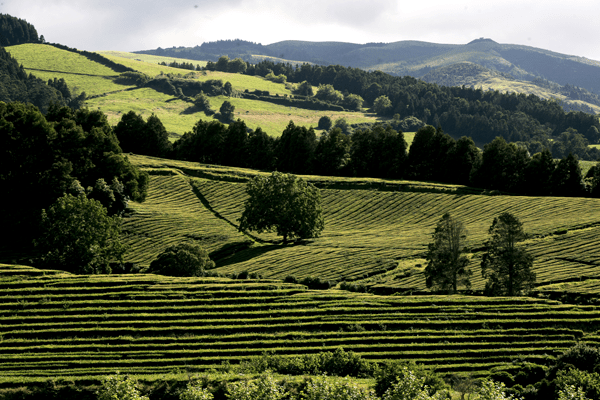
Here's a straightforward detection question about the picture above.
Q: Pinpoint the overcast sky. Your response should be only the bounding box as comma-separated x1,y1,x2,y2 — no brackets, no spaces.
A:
3,0,600,61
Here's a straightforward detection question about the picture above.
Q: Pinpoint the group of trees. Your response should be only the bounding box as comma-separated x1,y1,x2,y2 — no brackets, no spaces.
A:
121,108,599,198
0,102,149,272
194,58,600,161
425,212,535,296
0,13,39,46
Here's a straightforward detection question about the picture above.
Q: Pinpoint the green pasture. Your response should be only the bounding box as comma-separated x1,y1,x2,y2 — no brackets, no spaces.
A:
99,50,208,68
6,43,133,96
86,88,199,137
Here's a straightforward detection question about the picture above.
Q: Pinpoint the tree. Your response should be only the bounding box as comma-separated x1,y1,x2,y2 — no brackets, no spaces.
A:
147,242,215,277
276,121,317,174
551,153,585,197
373,95,392,116
302,375,377,400
475,379,518,400
343,93,364,111
424,213,472,293
315,84,343,104
238,172,324,243
180,382,214,400
227,371,286,400
97,373,149,400
481,213,536,296
219,100,235,121
34,194,126,274
295,81,314,97
318,115,333,130
313,128,351,176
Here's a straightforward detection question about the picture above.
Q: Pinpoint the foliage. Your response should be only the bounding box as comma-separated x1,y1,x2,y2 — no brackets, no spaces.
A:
407,125,456,182
314,128,352,176
318,115,333,130
381,365,450,400
349,124,408,178
301,375,377,400
240,348,374,377
555,369,600,400
148,242,215,277
227,371,286,400
238,171,324,243
315,84,344,104
114,111,172,158
424,213,472,293
375,361,449,398
295,80,314,97
97,373,149,400
180,382,214,400
481,213,536,296
276,121,317,174
551,153,585,197
373,95,392,115
558,385,591,400
475,379,521,400
219,100,236,121
35,194,126,274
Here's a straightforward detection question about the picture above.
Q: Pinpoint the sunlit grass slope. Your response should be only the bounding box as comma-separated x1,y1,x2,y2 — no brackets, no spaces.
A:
127,154,600,294
6,44,383,137
6,43,132,96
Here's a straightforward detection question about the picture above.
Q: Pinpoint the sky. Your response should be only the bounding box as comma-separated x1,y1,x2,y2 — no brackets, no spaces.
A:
3,0,600,61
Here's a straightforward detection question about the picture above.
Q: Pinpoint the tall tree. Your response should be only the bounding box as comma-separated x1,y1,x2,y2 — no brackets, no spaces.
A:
551,153,585,197
238,172,324,243
424,213,472,293
481,213,536,296
34,194,126,274
276,121,317,174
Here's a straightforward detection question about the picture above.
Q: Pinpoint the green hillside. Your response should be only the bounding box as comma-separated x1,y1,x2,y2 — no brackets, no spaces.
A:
5,44,380,137
124,154,600,298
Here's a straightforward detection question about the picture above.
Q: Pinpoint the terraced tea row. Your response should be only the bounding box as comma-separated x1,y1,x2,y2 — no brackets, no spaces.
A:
185,173,600,290
0,267,598,383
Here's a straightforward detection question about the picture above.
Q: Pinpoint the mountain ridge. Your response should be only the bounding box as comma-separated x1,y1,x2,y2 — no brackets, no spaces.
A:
136,38,600,97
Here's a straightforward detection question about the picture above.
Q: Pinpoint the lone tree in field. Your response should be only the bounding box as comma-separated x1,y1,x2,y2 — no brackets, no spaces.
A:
481,212,536,296
238,172,324,243
424,213,472,293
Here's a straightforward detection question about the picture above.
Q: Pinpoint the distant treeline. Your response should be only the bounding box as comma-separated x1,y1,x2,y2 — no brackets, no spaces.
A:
0,14,39,46
114,110,600,198
205,57,600,159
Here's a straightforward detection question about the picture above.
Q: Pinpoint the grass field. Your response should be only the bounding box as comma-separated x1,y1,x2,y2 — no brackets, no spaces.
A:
6,44,134,96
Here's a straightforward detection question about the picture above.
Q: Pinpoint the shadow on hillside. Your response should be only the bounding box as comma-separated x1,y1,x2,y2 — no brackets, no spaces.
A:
213,243,291,268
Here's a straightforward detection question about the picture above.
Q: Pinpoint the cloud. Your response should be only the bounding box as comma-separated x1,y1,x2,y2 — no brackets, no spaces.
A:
1,0,599,61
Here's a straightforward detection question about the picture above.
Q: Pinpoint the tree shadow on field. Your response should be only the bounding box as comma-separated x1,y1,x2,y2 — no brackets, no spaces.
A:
214,243,289,268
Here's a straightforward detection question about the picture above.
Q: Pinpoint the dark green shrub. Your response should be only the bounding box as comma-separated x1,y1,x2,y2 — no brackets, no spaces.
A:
148,242,215,277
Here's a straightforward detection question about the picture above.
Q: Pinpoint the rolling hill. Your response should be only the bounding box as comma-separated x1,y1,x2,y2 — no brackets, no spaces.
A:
138,38,600,114
4,43,380,137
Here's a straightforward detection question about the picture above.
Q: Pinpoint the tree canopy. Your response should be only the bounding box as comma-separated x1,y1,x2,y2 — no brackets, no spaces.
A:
147,242,215,277
238,172,325,243
481,213,536,296
424,213,472,293
34,194,126,274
